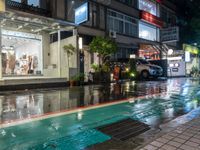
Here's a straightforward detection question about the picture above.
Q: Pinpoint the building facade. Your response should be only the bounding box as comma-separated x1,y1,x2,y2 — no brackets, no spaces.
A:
65,0,180,77
0,0,180,83
0,0,79,84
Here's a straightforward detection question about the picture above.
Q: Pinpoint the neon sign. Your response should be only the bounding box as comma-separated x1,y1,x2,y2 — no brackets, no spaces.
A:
140,11,164,28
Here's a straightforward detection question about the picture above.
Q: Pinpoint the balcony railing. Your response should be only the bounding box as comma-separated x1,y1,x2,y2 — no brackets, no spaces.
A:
6,0,51,17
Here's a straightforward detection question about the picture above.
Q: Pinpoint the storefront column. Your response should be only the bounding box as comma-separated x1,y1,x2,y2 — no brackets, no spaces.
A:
0,27,2,79
57,30,61,77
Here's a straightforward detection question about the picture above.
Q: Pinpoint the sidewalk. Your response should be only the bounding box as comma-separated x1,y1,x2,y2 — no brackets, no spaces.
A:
140,117,200,150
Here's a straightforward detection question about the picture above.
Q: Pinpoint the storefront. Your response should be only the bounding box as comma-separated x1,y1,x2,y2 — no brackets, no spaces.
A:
139,44,161,60
2,30,42,76
0,11,77,81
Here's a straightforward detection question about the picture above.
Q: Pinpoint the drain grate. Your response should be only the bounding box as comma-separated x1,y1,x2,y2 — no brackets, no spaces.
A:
96,118,150,141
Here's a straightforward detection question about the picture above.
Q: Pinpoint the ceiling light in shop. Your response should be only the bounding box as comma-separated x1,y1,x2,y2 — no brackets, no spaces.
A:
140,31,149,38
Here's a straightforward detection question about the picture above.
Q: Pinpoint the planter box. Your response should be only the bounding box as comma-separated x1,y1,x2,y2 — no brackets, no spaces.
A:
93,72,110,84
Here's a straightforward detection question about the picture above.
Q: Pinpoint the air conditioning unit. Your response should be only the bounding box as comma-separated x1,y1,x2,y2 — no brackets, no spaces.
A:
109,30,117,39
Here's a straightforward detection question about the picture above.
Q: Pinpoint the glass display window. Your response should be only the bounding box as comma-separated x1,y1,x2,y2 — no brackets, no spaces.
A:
1,30,42,76
139,21,159,41
28,0,40,7
139,0,157,16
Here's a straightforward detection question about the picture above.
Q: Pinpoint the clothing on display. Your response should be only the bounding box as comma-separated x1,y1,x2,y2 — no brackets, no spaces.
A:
2,51,39,75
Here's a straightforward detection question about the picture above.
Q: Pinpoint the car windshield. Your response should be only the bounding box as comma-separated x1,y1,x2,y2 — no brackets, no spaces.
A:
138,59,149,65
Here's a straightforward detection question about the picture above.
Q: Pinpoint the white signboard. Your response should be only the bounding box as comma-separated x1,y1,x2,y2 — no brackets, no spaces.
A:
161,27,179,42
130,54,136,59
185,51,191,62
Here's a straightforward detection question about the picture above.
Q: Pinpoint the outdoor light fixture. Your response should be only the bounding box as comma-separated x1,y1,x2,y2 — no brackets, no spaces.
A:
168,49,174,55
130,72,135,77
125,67,129,72
79,37,83,50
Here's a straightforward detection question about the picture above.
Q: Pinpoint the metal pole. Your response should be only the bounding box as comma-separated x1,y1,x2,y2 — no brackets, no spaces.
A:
57,30,61,77
0,27,2,79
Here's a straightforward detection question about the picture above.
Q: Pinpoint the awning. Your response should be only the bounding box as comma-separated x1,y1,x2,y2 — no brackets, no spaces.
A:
0,10,76,34
139,43,168,56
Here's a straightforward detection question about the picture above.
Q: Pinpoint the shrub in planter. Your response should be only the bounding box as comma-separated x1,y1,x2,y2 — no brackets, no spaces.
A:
69,73,85,86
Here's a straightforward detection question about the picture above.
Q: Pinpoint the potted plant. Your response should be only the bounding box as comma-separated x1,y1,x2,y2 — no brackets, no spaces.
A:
69,73,85,86
69,75,77,86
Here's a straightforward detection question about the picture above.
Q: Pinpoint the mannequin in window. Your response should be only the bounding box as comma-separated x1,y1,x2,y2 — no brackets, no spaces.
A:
28,55,34,74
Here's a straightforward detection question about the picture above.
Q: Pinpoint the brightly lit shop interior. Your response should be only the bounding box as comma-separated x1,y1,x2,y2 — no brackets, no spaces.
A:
2,30,42,76
0,12,76,78
139,44,161,60
139,21,160,42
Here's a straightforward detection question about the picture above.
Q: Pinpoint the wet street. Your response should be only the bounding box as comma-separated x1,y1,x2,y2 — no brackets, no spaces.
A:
0,79,168,124
1,78,200,150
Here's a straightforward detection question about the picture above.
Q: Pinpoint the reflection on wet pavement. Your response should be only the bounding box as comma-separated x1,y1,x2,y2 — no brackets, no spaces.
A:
1,78,200,150
0,80,167,124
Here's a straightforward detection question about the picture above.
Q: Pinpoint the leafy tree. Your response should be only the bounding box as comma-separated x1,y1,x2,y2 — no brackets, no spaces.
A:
176,0,200,45
89,36,117,65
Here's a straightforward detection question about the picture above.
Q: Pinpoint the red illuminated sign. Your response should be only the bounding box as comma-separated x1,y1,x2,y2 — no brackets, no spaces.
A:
156,0,162,3
140,11,164,28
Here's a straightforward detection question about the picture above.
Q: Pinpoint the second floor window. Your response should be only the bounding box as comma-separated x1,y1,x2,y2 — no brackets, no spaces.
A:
107,9,138,37
11,0,40,7
117,0,137,7
139,0,157,16
11,0,21,2
28,0,40,7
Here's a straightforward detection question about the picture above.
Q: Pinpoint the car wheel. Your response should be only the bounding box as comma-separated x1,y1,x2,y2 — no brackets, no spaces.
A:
141,70,149,79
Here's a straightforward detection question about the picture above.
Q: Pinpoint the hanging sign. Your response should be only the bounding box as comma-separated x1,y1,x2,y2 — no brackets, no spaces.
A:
75,2,89,25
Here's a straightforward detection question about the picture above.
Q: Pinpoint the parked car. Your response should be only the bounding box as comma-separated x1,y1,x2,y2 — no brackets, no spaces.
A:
129,58,163,79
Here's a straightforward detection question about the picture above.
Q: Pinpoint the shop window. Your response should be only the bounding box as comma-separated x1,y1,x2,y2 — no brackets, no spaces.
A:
116,0,137,7
2,30,42,76
107,9,138,37
28,0,40,7
11,0,21,2
139,0,157,16
139,21,159,41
